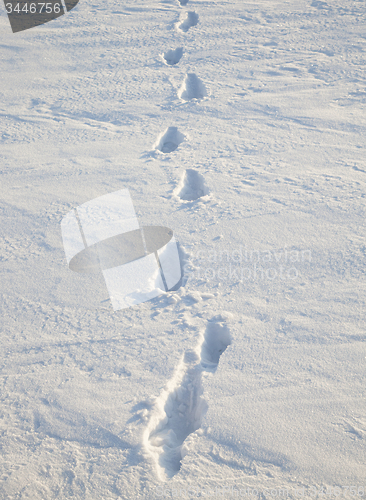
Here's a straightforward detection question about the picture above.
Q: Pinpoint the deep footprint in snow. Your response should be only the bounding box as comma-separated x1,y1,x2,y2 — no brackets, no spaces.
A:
154,126,185,154
145,320,232,479
178,73,207,101
177,11,199,32
163,47,183,66
175,169,210,201
200,322,233,372
177,0,189,5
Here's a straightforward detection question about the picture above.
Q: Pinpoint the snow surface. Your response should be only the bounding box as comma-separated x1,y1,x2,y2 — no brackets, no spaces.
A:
0,0,366,498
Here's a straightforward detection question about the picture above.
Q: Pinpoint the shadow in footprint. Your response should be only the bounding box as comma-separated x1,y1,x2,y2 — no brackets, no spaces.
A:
175,169,210,201
163,47,183,66
154,126,185,154
178,73,207,101
177,0,189,5
177,11,199,32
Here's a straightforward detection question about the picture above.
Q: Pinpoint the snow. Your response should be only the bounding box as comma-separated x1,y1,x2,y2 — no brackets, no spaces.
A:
0,0,365,498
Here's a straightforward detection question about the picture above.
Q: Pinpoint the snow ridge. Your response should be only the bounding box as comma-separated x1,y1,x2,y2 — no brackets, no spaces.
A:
144,319,232,480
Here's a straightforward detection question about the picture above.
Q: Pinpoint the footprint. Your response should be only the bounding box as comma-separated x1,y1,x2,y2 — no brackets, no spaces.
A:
144,319,232,479
175,169,210,201
178,73,207,101
162,47,183,66
177,0,189,5
177,11,199,32
200,322,232,371
153,126,185,154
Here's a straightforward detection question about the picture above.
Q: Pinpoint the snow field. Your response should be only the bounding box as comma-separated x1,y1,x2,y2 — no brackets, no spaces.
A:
0,0,365,498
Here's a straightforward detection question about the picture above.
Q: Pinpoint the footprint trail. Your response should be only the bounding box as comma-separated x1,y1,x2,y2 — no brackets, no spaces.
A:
144,0,221,482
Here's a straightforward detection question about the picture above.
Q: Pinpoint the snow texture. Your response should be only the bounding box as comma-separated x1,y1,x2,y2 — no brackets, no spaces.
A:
1,0,366,498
